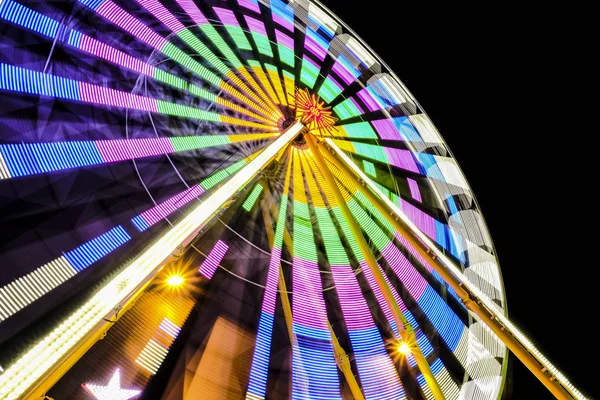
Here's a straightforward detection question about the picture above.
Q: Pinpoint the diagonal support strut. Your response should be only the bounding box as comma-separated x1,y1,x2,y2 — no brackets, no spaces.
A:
318,137,586,400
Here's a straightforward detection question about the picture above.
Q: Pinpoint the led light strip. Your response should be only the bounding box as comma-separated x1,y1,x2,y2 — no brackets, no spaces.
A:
242,183,264,211
135,317,184,375
319,150,473,396
326,138,587,400
175,0,279,116
0,149,260,319
0,134,276,179
198,240,229,279
332,158,481,377
0,122,303,400
0,226,131,322
245,158,292,400
133,0,281,119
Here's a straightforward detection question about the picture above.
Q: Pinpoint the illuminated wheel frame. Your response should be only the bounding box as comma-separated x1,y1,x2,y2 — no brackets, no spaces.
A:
0,1,581,400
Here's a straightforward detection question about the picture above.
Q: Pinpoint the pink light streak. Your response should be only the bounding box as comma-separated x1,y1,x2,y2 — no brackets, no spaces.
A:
78,83,158,112
137,0,186,33
262,247,281,314
398,199,436,239
237,0,260,13
273,13,293,32
139,184,205,226
244,16,268,36
199,240,229,279
79,34,156,76
331,60,356,85
384,147,420,173
96,0,167,49
292,257,329,330
357,88,381,112
213,7,240,27
96,138,175,162
407,178,422,202
359,260,411,330
329,264,374,330
304,35,327,60
381,242,428,301
372,119,403,141
175,0,209,25
275,29,293,49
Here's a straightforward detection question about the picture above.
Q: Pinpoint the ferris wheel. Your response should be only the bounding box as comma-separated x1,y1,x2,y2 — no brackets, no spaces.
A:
0,0,585,399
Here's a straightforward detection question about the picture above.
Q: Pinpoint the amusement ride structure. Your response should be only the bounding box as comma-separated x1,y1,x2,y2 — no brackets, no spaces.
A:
0,0,586,399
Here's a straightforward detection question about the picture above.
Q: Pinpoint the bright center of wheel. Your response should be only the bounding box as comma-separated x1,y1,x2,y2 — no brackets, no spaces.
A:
294,88,338,134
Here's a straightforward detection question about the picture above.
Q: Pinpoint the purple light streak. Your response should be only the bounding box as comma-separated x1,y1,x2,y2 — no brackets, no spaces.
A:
198,240,229,279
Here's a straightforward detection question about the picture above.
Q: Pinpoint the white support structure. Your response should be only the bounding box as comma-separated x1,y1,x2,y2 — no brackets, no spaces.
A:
0,122,304,400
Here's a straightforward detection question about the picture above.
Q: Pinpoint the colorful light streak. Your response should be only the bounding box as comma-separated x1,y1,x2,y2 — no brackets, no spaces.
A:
299,56,320,88
291,149,340,400
332,97,364,120
242,183,264,211
270,0,294,32
245,158,292,400
0,134,275,179
198,240,229,279
0,64,273,130
135,317,184,375
303,152,405,400
275,30,295,67
0,227,131,322
326,139,525,396
407,178,422,202
77,0,279,119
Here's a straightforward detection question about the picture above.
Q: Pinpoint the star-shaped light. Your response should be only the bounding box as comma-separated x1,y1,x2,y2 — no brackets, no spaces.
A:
82,369,141,400
294,88,338,134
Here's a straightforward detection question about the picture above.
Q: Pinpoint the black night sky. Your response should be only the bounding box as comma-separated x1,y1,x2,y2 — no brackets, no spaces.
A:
320,1,595,398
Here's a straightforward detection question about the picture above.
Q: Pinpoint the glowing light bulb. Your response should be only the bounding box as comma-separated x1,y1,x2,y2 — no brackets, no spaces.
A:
397,342,411,355
166,275,184,287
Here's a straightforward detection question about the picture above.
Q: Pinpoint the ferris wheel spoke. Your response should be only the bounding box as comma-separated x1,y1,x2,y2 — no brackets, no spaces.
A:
245,155,292,400
0,134,275,180
0,146,268,326
328,161,469,396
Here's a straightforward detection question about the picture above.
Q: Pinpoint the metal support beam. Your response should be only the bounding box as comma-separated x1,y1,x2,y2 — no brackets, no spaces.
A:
306,133,446,400
319,137,586,400
0,122,305,400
